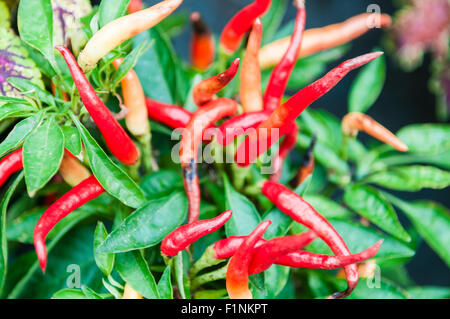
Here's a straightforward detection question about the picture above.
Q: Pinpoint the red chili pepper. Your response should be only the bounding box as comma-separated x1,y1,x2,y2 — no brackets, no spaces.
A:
235,52,383,167
192,58,240,106
33,175,105,272
240,18,263,113
180,98,238,223
128,0,143,13
263,0,306,111
57,46,139,165
220,0,272,54
190,12,215,71
161,210,233,256
226,220,271,299
275,240,383,270
261,181,358,298
270,122,299,182
214,230,316,259
145,97,192,129
297,135,316,186
216,110,270,146
0,148,23,188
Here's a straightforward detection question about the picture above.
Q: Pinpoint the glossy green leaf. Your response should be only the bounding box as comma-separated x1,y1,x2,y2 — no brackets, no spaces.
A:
97,192,188,253
348,52,386,113
115,250,159,299
347,280,406,299
7,77,55,106
303,195,353,219
157,266,173,299
17,0,56,68
71,114,146,208
261,0,288,45
0,111,43,157
366,165,450,191
23,117,64,194
223,174,261,237
61,125,82,157
406,286,450,299
98,0,130,28
397,124,450,155
344,185,410,242
383,193,450,268
0,103,36,121
264,265,290,298
0,172,23,294
52,288,88,299
94,222,114,277
140,170,184,199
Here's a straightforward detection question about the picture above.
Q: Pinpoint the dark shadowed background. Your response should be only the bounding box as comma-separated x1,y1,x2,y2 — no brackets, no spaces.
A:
126,0,449,287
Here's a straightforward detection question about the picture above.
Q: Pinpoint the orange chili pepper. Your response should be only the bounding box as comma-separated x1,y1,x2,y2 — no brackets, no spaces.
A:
190,12,215,71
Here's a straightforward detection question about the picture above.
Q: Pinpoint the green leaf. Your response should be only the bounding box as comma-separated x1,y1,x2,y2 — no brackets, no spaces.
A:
366,165,450,191
17,0,56,69
157,266,173,299
71,114,146,208
115,250,159,299
302,195,353,219
261,0,288,45
344,185,410,242
0,172,23,294
406,286,450,299
0,103,36,121
158,11,189,38
0,111,44,157
23,117,64,194
140,170,184,199
223,174,261,237
397,124,450,155
264,265,290,298
0,1,10,28
7,77,55,106
112,39,152,88
383,193,450,268
52,288,88,299
98,0,130,28
61,125,82,157
97,192,188,253
94,222,114,277
348,52,386,113
347,280,406,299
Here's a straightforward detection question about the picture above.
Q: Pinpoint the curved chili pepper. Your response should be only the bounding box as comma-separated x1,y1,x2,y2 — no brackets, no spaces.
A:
220,0,271,54
260,13,392,69
190,12,215,71
261,181,358,299
0,148,23,188
192,58,240,106
78,0,183,72
112,58,150,137
146,97,192,129
235,52,383,167
226,220,271,299
263,0,306,111
270,122,298,182
180,98,238,223
241,18,263,113
342,112,408,152
128,0,143,13
161,210,233,256
297,135,316,186
275,240,383,270
33,175,105,272
57,46,139,165
216,110,270,146
59,151,91,187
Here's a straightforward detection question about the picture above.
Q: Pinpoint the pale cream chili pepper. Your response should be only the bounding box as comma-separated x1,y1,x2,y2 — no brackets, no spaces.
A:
259,13,392,69
112,58,150,137
122,283,143,299
78,0,183,72
341,112,409,152
59,152,91,187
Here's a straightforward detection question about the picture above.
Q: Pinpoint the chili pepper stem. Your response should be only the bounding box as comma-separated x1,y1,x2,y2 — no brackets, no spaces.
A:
231,163,251,191
138,133,154,173
191,264,228,291
189,246,222,277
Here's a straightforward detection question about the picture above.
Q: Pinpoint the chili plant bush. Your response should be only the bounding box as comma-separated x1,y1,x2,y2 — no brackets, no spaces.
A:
0,0,449,299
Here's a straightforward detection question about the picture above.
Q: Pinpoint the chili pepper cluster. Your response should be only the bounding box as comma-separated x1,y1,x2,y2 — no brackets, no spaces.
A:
0,0,414,299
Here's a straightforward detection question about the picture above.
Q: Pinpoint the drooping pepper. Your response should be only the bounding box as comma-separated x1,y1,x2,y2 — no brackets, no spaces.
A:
0,148,23,188
33,175,105,272
263,0,306,111
192,58,240,106
270,122,299,182
296,135,316,186
342,112,409,152
180,98,238,223
112,58,150,137
220,0,272,54
259,13,392,69
59,151,91,187
78,0,183,72
161,210,233,256
240,18,263,113
146,97,192,129
226,220,271,299
261,181,358,299
57,46,139,166
235,52,383,167
190,12,215,71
